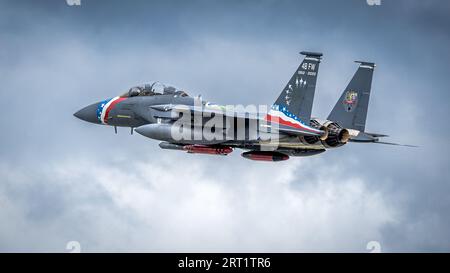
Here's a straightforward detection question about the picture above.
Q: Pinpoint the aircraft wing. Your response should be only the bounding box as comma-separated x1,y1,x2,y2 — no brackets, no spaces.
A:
150,104,324,137
171,104,260,119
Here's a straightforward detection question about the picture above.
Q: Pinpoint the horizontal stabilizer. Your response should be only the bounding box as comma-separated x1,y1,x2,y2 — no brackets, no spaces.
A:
349,131,417,147
365,132,389,138
372,141,418,148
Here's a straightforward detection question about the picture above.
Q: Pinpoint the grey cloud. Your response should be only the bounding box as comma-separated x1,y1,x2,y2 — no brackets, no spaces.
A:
0,155,395,252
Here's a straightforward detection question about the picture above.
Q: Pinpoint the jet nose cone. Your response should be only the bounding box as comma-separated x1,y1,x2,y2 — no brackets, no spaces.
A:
74,103,100,124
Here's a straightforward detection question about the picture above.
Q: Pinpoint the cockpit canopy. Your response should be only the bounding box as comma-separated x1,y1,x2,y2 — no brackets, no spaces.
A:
121,82,189,98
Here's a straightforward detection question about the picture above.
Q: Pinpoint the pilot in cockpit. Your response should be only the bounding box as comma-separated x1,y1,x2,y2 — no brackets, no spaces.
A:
121,82,189,98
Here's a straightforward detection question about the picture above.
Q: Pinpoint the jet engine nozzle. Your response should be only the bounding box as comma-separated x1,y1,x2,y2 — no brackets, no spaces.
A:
319,121,350,148
319,126,329,141
339,129,350,143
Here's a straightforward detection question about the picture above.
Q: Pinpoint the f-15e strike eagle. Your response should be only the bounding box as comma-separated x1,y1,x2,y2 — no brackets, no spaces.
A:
74,51,412,162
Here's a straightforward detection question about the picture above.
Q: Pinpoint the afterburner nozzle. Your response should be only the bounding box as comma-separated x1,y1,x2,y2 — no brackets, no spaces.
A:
319,126,329,141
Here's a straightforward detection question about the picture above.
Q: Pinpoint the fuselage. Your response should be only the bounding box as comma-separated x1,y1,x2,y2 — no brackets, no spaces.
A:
74,91,348,156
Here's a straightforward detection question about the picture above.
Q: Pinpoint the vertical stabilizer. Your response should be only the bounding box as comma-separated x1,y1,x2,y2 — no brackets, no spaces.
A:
273,51,322,125
327,61,375,131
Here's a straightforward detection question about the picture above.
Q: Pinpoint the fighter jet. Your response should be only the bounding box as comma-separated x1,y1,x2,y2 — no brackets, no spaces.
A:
74,52,412,162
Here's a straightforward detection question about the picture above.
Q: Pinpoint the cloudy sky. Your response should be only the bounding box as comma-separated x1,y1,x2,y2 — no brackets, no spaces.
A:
0,0,449,252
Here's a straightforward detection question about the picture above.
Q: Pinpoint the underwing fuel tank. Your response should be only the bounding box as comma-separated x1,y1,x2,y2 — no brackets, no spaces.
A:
159,142,233,156
158,142,185,151
135,124,225,144
241,151,289,162
183,145,233,155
